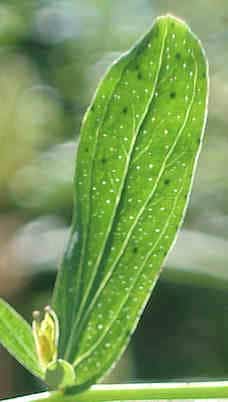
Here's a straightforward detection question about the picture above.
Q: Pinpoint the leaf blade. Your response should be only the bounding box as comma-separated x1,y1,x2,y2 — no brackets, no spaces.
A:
54,14,208,387
0,298,43,378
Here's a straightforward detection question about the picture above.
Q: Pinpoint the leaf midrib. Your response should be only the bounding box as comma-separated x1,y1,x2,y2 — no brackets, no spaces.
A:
66,57,130,347
64,57,136,360
65,19,168,361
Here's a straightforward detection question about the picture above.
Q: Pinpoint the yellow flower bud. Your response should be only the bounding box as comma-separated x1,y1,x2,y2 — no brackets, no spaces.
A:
32,306,59,371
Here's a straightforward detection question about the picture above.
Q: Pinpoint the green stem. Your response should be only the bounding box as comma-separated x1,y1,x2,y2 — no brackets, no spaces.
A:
4,382,228,402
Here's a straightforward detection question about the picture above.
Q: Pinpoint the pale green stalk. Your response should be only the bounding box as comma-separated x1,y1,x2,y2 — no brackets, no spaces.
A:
4,382,228,402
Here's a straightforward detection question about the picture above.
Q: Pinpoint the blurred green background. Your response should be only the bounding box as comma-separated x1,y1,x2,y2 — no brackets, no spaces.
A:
1,0,228,398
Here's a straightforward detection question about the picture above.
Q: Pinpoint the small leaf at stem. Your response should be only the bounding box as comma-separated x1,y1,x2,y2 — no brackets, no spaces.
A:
0,298,43,378
45,359,76,389
53,14,208,387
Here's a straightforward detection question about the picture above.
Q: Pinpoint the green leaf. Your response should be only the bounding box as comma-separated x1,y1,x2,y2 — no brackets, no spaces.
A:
53,15,208,387
0,298,43,378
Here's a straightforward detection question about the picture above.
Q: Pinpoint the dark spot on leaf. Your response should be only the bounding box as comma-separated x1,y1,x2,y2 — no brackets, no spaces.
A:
133,247,138,254
123,107,128,114
184,193,188,199
85,147,89,153
135,64,139,70
197,137,201,144
202,72,206,78
170,91,176,99
164,179,170,185
163,251,167,257
175,52,181,60
91,105,94,112
137,72,142,80
101,157,107,164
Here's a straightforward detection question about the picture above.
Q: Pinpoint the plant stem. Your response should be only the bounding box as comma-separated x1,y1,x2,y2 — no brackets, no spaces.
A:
4,382,228,402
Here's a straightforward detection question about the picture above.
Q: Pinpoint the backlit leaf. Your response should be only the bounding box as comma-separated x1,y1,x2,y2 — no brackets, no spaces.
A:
53,15,208,388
